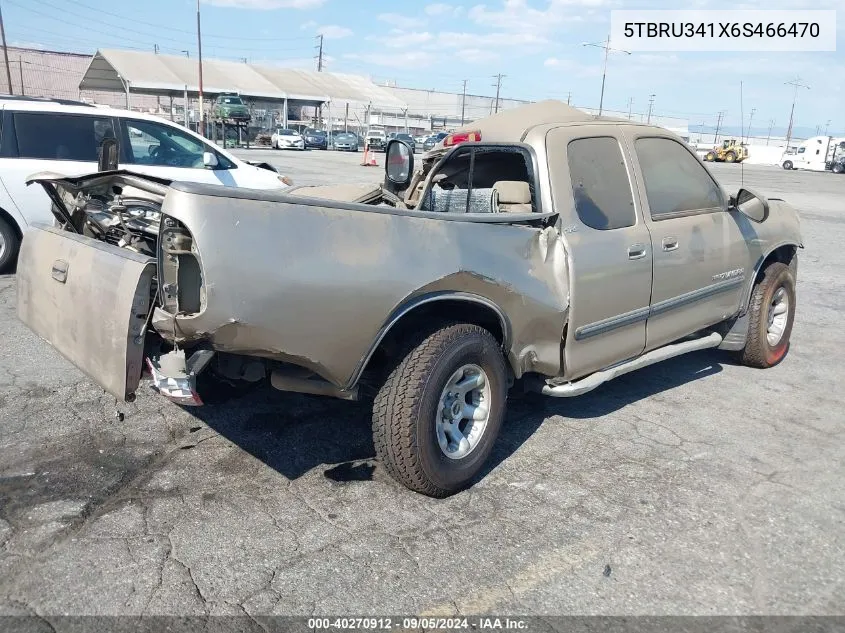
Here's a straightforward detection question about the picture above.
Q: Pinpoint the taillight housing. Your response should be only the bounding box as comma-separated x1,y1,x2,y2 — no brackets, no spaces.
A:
443,131,482,147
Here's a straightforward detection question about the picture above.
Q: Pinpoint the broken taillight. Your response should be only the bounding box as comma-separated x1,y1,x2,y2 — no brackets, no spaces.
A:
443,131,482,147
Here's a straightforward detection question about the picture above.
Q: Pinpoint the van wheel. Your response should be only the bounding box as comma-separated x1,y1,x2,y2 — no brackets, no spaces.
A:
0,218,20,274
372,323,507,497
738,262,796,368
782,160,793,170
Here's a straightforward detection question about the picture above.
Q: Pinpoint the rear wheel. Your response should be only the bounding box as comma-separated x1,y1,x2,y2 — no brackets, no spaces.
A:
0,217,20,274
738,262,796,368
704,152,716,161
725,151,737,163
372,323,507,497
782,160,793,170
833,162,844,174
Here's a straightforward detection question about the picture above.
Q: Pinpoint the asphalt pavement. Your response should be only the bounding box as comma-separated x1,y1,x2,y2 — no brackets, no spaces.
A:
1,155,843,619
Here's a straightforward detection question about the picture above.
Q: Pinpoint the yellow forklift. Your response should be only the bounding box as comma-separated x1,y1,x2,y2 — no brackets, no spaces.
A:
703,139,749,163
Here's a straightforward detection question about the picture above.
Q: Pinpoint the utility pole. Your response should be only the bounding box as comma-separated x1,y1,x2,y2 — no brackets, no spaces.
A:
746,107,756,142
583,35,631,117
824,119,831,136
316,34,324,71
714,110,726,143
0,1,13,95
566,91,571,105
460,79,468,125
182,50,190,57
627,96,633,120
784,76,810,147
16,56,23,95
492,73,505,113
154,44,159,54
196,0,205,137
766,119,775,145
647,94,655,124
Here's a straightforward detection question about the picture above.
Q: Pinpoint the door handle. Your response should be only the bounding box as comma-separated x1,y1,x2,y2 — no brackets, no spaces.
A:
51,260,68,284
628,243,647,260
662,237,679,252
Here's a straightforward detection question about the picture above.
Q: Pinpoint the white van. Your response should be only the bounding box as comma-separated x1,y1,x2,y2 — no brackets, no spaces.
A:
0,96,289,272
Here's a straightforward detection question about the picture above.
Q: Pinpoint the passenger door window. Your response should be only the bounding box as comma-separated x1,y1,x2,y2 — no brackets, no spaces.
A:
14,113,114,161
122,119,233,169
635,137,725,219
567,137,636,230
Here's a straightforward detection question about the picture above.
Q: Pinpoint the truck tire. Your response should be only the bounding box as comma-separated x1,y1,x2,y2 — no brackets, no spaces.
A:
833,163,844,174
725,151,737,163
0,217,20,274
704,152,716,161
782,160,793,170
738,262,796,369
372,323,508,497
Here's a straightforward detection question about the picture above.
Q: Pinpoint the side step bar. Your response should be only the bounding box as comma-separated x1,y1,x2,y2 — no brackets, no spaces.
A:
540,332,723,398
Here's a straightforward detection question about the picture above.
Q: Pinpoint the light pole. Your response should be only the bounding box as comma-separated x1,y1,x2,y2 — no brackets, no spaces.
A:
582,35,631,117
10,58,31,95
714,110,726,144
646,94,655,124
766,119,775,146
824,119,831,136
196,0,205,137
784,77,810,147
746,108,756,142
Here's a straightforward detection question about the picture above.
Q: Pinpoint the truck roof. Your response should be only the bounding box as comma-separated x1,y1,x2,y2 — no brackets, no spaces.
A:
452,99,634,144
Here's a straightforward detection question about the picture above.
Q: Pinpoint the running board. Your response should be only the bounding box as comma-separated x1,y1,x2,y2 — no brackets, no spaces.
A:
540,332,723,398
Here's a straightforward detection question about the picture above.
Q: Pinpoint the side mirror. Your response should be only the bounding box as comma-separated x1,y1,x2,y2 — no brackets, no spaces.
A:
98,137,119,172
732,187,769,223
203,151,219,168
384,139,414,193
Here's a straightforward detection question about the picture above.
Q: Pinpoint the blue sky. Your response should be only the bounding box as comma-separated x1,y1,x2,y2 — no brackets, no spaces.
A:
3,0,842,135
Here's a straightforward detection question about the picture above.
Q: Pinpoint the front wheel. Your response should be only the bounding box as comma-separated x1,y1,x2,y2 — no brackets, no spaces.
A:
782,160,793,170
833,163,844,174
0,217,21,273
737,262,796,368
372,323,508,497
704,152,716,161
725,151,737,163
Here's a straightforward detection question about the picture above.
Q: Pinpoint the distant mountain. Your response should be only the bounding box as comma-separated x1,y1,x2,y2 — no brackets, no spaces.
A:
690,124,842,139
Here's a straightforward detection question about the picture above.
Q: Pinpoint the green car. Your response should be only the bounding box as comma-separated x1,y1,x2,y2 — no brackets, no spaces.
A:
212,93,251,122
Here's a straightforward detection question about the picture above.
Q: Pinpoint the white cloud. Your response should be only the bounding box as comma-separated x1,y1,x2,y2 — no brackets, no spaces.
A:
544,57,561,67
468,0,602,33
344,51,437,69
380,31,435,48
299,20,317,30
456,48,499,64
318,25,353,39
377,12,422,30
203,0,325,8
425,3,464,16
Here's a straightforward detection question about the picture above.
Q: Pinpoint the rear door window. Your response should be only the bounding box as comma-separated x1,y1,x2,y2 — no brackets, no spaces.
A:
567,136,636,230
14,113,115,161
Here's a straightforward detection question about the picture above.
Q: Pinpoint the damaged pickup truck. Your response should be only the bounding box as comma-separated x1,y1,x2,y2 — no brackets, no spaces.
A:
17,101,802,497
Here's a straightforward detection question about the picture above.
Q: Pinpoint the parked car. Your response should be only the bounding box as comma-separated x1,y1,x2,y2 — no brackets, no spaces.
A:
271,128,305,151
394,133,416,153
365,129,387,152
414,135,428,145
331,132,360,152
16,100,802,498
0,95,289,273
211,93,251,122
303,128,328,150
423,131,449,151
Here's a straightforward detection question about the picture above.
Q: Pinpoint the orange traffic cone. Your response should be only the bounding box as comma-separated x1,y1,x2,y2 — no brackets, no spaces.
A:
361,144,379,167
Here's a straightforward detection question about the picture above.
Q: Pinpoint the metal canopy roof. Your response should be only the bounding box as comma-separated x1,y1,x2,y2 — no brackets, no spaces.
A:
80,49,407,109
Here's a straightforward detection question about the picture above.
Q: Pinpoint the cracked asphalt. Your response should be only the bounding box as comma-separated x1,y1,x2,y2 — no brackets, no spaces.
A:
1,153,844,619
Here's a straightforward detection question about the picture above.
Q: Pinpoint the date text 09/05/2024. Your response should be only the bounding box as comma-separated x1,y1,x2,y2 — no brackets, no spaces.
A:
307,617,528,630
623,22,820,39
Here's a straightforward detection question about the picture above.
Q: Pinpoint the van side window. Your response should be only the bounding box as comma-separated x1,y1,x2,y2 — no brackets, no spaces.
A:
419,145,536,214
567,136,636,230
14,113,114,161
635,137,725,219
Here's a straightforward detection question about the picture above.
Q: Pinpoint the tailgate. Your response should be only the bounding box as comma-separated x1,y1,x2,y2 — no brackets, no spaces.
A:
17,224,156,401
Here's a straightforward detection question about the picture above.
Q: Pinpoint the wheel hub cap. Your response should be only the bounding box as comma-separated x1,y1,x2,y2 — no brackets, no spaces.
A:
766,286,789,346
435,364,491,460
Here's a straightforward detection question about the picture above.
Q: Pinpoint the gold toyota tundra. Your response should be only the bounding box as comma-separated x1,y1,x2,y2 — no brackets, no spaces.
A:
17,101,802,497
